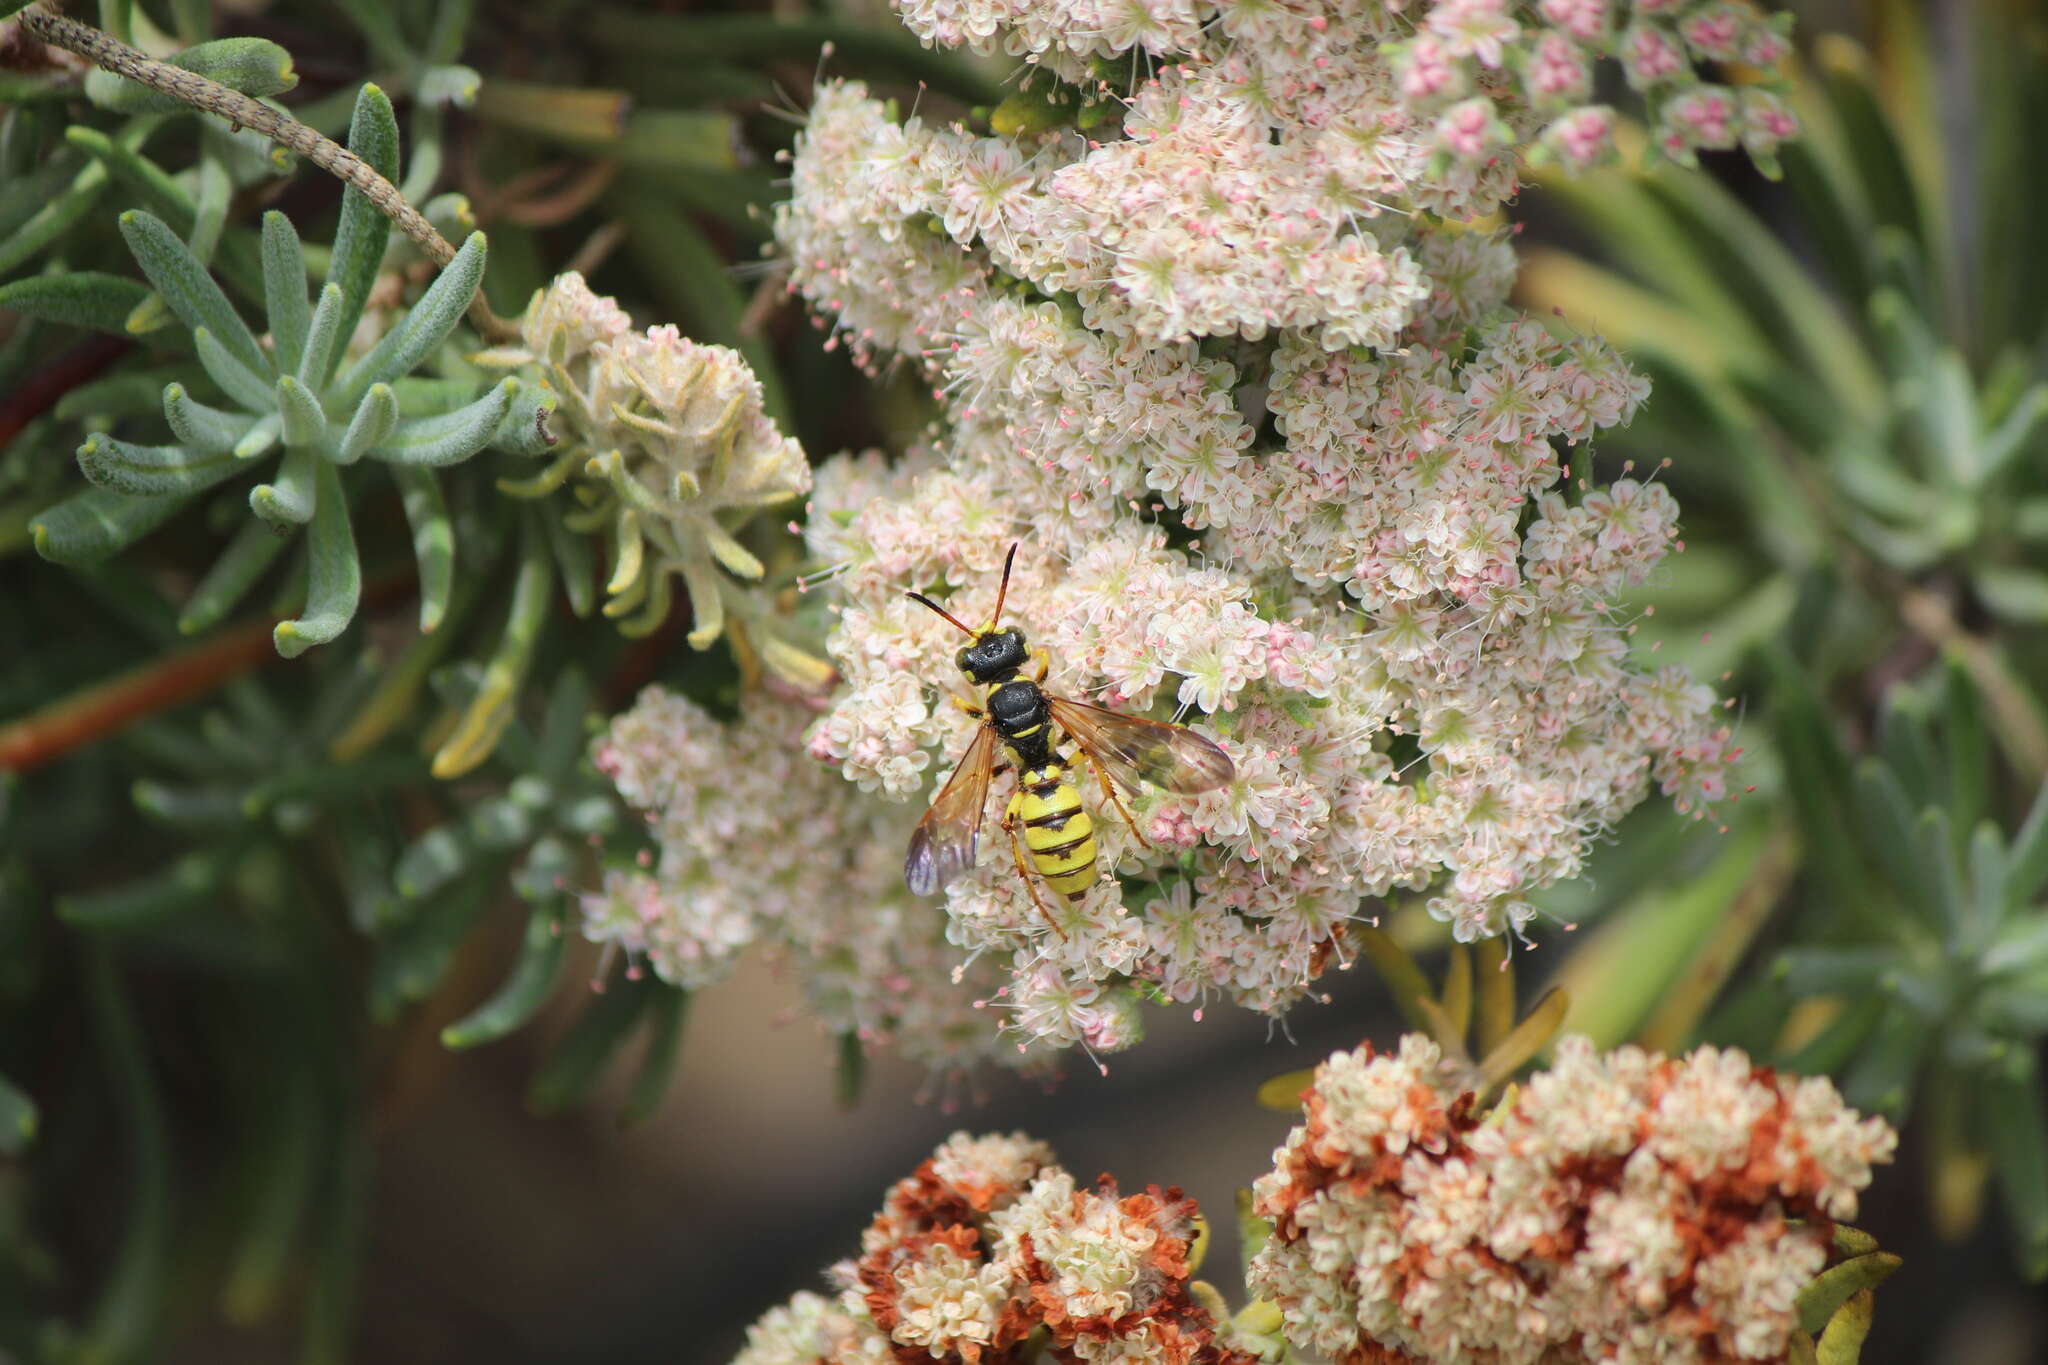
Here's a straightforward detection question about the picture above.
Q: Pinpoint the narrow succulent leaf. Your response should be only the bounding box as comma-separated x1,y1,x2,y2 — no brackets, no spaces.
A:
193,327,277,413
60,848,233,928
1774,948,1896,996
321,84,400,384
187,153,231,266
1475,988,1569,1098
275,375,327,448
1975,565,2048,624
370,874,493,1017
0,1073,35,1155
1440,943,1472,1045
490,387,558,456
1840,1008,1927,1118
1946,658,1989,844
78,434,244,498
86,37,298,113
337,383,399,464
0,271,153,337
118,211,268,378
57,371,201,423
218,1067,320,1326
1256,1069,1316,1112
250,445,317,528
333,231,488,406
391,466,453,633
1355,927,1437,1035
835,1029,867,1109
676,555,717,645
1851,759,1935,923
1473,936,1515,1057
394,823,473,900
543,505,597,618
274,460,359,657
1980,384,2048,479
1983,1059,2048,1281
260,211,310,375
68,127,196,235
441,900,570,1049
130,780,246,831
1779,997,1884,1076
0,161,106,275
162,382,255,454
30,486,191,565
619,987,690,1126
180,518,289,634
1789,1330,1820,1365
1968,822,2013,933
297,282,347,388
1768,652,1874,915
431,513,552,778
233,412,281,461
702,519,764,579
2011,783,2048,909
1912,807,1967,941
526,974,658,1114
1796,1256,1901,1336
534,673,593,782
367,377,513,467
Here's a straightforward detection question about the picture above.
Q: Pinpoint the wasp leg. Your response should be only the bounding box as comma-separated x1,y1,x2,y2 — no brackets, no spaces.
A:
950,694,985,719
1027,646,1052,684
1003,808,1066,940
1087,755,1153,852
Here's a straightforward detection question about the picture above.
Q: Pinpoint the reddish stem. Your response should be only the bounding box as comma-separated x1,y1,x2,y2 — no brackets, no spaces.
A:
0,334,133,453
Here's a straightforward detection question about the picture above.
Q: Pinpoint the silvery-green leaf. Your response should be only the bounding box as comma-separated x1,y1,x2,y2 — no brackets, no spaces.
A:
78,434,244,498
333,231,487,407
194,326,276,413
86,37,298,113
296,282,346,388
338,383,399,464
163,382,254,454
275,375,327,448
251,444,318,527
392,466,452,633
70,128,195,234
1976,565,2048,624
490,387,557,456
234,412,281,460
320,84,400,384
119,210,268,378
180,517,290,635
0,271,153,338
274,460,359,657
417,64,481,108
261,211,310,375
366,377,512,467
30,486,191,565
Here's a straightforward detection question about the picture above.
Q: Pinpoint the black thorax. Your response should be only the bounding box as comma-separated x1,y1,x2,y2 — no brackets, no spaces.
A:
987,680,1054,769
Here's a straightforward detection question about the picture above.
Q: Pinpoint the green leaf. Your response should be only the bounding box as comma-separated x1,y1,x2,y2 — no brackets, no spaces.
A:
333,231,488,407
2011,783,2048,909
834,1029,867,1108
60,847,234,928
68,125,196,235
394,823,475,900
78,433,245,498
187,152,231,266
31,486,190,564
337,383,399,464
0,271,153,336
490,387,558,456
431,510,552,778
119,209,268,378
1851,759,1933,922
367,377,513,467
275,374,327,448
0,1072,35,1155
1796,1254,1902,1335
234,412,280,460
1975,565,2048,624
369,873,493,1017
297,281,347,388
218,1068,320,1326
274,460,359,657
1983,1058,2048,1280
441,900,570,1049
250,444,317,528
1945,658,1989,848
391,465,453,633
321,84,400,385
1816,1289,1877,1365
194,325,276,412
163,381,257,454
1774,947,1897,995
543,505,596,618
261,211,310,375
86,36,298,112
180,517,289,634
619,986,689,1126
1840,1007,1927,1118
0,160,106,275
527,974,657,1115
1778,997,1885,1076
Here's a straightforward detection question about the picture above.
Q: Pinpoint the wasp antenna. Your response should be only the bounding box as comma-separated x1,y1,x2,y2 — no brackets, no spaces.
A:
905,591,977,637
991,542,1020,626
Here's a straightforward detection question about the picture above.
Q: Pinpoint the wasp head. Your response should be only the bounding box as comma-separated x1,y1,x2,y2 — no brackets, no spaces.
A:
957,628,1028,684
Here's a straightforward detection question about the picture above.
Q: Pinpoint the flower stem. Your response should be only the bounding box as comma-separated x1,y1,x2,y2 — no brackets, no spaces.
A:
17,1,516,341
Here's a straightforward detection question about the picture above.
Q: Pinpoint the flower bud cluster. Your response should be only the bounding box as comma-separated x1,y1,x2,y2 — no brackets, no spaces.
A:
733,1132,1253,1365
1248,1034,1897,1365
586,688,1026,1076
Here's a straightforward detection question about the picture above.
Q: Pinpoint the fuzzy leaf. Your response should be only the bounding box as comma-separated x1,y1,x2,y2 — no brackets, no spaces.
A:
261,211,310,375
391,466,453,633
162,382,254,454
620,987,689,1126
296,282,346,388
490,387,558,456
119,210,268,378
543,508,596,618
334,231,488,406
431,513,551,778
179,518,289,635
0,163,105,275
0,1073,35,1155
234,412,281,461
0,271,153,337
320,84,400,384
367,377,512,467
275,375,327,448
370,875,493,1018
2012,782,2048,909
1815,1289,1877,1365
274,460,359,657
337,383,398,464
1796,1256,1901,1335
1975,565,2048,624
441,898,569,1050
250,445,317,528
30,487,190,564
69,128,195,235
194,326,277,413
86,37,298,113
77,434,245,499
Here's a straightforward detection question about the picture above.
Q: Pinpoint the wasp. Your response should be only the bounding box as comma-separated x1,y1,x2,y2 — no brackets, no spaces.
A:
903,545,1235,930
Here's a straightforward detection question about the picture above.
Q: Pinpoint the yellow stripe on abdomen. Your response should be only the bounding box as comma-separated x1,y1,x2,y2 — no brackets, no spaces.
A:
1017,776,1096,899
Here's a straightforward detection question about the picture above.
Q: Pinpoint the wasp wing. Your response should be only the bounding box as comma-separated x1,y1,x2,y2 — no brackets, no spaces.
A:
904,721,1000,897
1045,695,1234,795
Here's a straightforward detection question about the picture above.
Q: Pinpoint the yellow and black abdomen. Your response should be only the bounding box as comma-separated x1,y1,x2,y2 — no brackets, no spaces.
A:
1007,760,1097,900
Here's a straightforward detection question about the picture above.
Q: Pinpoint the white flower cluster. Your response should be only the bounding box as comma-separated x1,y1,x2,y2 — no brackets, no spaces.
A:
489,274,814,654
586,688,1025,1077
733,1131,1251,1365
1248,1034,1897,1365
